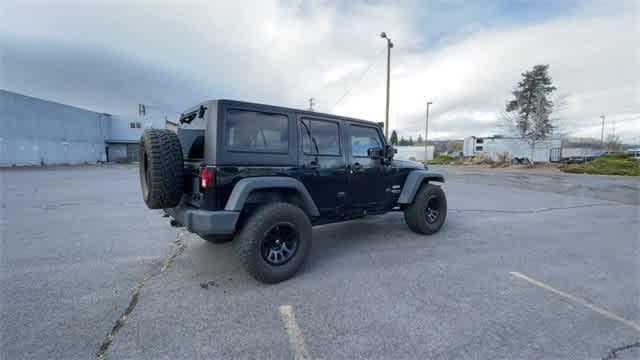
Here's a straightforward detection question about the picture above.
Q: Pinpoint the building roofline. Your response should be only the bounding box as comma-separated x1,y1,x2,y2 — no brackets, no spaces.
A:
0,89,112,116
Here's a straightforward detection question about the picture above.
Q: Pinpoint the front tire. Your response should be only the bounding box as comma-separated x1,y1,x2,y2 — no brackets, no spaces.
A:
233,202,312,284
404,183,447,235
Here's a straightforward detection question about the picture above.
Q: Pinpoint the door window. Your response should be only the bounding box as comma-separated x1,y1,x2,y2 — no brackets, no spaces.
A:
300,118,341,156
350,125,382,157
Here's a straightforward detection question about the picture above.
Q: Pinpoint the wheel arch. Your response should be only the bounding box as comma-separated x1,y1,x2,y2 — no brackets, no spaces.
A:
224,177,320,217
397,170,445,205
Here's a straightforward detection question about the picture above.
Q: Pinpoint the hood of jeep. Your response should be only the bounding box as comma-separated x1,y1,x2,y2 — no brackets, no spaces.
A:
391,159,426,170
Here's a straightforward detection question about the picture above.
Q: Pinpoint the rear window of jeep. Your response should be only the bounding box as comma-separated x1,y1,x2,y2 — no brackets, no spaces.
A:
226,109,288,153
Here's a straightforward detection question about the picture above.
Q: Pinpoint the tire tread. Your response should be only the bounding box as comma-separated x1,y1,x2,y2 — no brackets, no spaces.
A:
234,202,312,283
404,183,447,235
140,129,184,209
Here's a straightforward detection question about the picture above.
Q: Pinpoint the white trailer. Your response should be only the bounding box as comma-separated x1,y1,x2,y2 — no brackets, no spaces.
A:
395,145,434,162
463,136,561,163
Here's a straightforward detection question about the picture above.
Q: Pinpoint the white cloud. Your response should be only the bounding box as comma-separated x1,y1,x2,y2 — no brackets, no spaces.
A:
1,0,638,142
335,10,639,142
322,63,366,85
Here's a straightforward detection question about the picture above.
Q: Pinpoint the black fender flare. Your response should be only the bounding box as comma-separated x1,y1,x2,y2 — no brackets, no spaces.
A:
224,177,320,217
397,170,445,204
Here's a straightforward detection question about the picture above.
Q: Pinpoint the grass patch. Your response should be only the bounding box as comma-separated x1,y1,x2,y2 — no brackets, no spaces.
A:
426,155,456,165
562,154,640,176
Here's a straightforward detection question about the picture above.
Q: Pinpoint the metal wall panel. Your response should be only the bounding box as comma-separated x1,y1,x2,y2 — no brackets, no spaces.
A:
0,90,109,166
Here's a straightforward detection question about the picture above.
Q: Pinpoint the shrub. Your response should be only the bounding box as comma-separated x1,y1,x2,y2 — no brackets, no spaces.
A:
495,152,511,164
562,154,640,176
471,154,494,165
427,155,455,165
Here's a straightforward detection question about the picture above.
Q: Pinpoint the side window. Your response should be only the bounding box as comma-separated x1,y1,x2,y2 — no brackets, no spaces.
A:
226,109,288,153
300,118,340,156
350,125,382,157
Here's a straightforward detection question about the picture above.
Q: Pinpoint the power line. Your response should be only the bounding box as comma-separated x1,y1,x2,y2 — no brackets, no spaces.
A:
329,46,387,112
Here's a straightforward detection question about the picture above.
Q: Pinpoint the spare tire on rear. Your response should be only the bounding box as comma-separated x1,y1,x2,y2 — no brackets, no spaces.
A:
139,129,184,209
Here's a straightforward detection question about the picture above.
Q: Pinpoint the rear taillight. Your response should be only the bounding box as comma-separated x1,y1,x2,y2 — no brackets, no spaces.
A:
199,166,215,190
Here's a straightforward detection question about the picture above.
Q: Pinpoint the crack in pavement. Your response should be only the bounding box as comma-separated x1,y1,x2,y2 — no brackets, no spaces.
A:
451,203,629,214
95,230,187,360
602,342,640,360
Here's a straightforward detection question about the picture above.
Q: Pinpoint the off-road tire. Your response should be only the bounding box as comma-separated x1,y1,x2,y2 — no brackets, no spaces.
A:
233,202,312,284
139,129,184,209
200,235,233,244
404,183,447,235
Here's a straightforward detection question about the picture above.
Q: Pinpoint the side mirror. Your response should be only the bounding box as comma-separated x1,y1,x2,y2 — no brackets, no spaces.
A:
385,145,396,160
367,147,384,159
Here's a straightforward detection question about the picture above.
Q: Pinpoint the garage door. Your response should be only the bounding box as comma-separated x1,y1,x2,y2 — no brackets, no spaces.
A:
126,143,139,162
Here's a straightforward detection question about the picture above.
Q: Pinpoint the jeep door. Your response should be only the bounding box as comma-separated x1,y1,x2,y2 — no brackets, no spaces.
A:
297,115,348,219
345,123,387,212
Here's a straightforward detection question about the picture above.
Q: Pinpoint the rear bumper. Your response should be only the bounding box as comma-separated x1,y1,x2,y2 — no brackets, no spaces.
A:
167,205,239,236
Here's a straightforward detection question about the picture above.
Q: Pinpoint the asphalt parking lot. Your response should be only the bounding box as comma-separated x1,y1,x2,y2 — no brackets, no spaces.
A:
1,164,638,359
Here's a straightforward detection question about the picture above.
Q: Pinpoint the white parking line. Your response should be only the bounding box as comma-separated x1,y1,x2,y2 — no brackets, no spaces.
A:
510,271,640,332
279,305,312,360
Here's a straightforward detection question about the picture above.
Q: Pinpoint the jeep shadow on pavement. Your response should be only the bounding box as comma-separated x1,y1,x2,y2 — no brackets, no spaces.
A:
139,99,447,283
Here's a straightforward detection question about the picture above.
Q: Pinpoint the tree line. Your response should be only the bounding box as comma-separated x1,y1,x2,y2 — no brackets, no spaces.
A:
389,130,426,146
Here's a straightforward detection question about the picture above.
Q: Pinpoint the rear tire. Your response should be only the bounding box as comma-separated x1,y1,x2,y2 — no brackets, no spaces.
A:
404,183,447,235
139,129,184,209
233,202,312,284
200,235,233,244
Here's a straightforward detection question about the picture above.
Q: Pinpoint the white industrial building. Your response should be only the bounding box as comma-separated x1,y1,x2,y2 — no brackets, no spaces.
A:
463,136,561,163
0,90,166,166
394,145,434,162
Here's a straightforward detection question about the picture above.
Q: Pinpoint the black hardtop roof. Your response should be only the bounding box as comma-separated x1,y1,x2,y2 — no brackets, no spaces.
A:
214,99,383,128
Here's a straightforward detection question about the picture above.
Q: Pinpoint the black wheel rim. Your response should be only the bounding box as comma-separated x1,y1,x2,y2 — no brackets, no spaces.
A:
424,196,441,224
261,222,299,266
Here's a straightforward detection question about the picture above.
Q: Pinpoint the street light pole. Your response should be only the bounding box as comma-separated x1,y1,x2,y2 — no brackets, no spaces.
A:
380,32,393,140
600,114,605,146
425,101,432,161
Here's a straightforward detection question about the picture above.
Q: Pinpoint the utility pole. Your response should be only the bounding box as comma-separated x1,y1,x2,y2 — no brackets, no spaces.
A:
380,32,393,140
425,101,432,161
600,114,605,146
308,98,315,112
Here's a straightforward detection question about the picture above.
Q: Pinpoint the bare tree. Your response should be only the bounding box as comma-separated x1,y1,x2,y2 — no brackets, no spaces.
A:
605,134,623,152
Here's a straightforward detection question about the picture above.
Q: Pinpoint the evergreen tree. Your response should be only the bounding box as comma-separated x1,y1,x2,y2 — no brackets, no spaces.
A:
506,64,556,140
505,64,557,162
390,130,399,145
408,136,414,146
416,134,424,145
399,137,408,146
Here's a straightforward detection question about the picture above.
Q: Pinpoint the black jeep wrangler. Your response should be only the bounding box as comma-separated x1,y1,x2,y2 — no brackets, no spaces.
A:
139,100,446,283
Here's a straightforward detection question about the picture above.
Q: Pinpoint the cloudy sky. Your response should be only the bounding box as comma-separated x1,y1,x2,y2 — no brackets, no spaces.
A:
1,0,638,142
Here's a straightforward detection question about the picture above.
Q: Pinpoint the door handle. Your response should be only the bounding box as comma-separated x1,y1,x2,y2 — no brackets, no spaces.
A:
352,162,362,171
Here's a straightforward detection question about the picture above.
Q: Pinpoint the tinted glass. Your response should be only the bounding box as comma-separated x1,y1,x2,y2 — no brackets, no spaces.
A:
350,125,382,157
226,110,288,153
301,119,340,155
